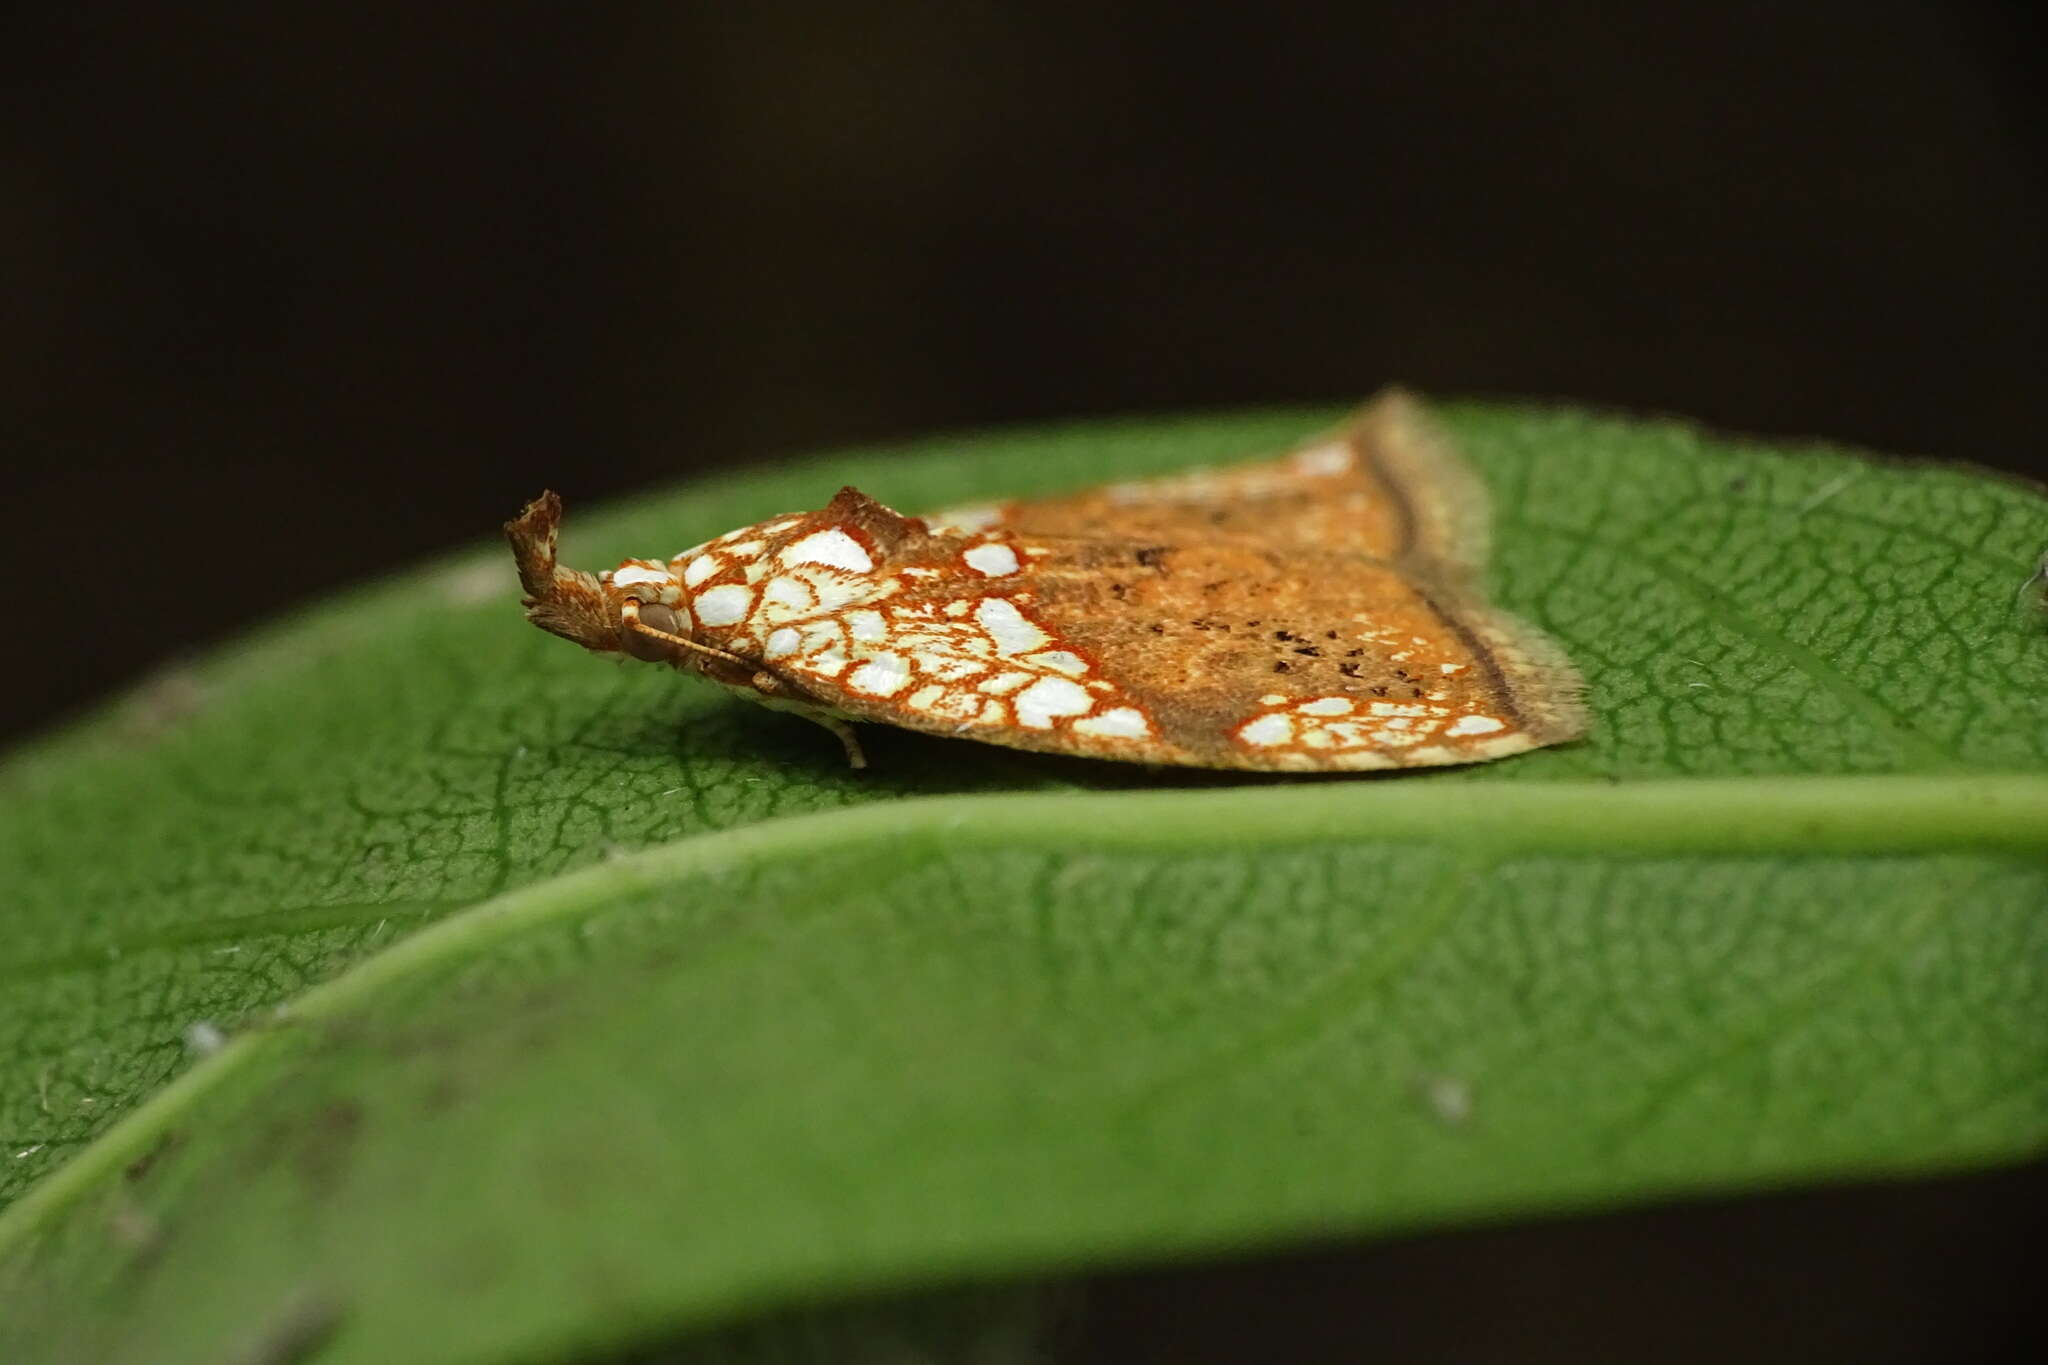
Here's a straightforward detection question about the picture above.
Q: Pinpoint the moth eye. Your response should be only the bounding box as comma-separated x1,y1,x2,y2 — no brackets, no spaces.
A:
623,601,684,660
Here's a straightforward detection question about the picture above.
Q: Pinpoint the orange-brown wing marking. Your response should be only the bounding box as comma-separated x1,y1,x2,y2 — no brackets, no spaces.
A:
651,393,1582,772
755,519,1581,771
674,504,1186,763
927,389,1489,573
977,536,1584,772
755,525,1198,766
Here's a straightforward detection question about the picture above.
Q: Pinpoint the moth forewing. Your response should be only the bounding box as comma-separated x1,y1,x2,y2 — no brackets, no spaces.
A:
509,391,1586,771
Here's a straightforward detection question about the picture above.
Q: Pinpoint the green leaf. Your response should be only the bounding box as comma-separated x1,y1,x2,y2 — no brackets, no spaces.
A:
2,403,2045,1363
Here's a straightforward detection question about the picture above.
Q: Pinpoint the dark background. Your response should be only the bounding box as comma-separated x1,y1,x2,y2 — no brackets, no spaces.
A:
4,3,2044,1358
5,1,2044,748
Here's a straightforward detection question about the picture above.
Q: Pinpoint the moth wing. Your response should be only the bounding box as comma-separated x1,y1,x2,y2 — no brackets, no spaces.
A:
925,389,1491,573
760,524,1583,771
757,562,1190,764
1012,536,1584,770
670,490,1179,762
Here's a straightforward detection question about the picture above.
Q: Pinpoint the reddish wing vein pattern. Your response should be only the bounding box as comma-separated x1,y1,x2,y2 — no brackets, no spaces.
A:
505,392,1585,771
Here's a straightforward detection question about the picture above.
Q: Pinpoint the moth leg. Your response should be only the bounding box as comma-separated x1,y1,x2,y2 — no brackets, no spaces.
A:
820,716,868,770
2018,551,2048,609
621,599,869,769
621,599,752,668
748,669,868,769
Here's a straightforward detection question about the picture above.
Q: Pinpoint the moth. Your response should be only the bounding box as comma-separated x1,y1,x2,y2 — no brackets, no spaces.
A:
505,391,1585,771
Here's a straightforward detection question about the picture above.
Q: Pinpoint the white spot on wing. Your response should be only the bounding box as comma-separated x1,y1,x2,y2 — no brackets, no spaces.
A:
682,554,720,588
1073,707,1151,739
847,652,913,697
694,583,754,627
611,565,671,589
963,542,1021,576
763,627,801,659
760,575,816,613
930,503,1001,532
810,574,869,611
1291,441,1354,476
1298,696,1354,716
1237,712,1294,747
930,690,981,721
781,528,873,573
1014,676,1092,728
1022,649,1087,677
975,597,1050,656
1446,714,1506,736
847,609,888,643
980,671,1032,695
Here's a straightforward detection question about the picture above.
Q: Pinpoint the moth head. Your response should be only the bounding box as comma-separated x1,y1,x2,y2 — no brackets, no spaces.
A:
504,491,656,656
600,564,693,662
